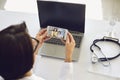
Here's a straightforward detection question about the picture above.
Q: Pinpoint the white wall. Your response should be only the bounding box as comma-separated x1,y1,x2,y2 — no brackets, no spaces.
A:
102,0,120,21
5,0,38,13
4,0,103,20
1,0,120,21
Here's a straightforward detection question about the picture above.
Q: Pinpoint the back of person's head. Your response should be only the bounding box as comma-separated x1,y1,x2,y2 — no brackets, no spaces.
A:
0,22,34,79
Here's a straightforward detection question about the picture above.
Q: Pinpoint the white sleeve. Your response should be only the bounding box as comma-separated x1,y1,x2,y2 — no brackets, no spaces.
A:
58,62,73,80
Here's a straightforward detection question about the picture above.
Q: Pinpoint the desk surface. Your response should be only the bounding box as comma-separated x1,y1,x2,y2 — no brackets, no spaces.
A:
0,10,120,80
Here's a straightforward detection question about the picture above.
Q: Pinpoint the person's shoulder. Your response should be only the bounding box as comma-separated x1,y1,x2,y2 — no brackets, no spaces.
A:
18,74,45,80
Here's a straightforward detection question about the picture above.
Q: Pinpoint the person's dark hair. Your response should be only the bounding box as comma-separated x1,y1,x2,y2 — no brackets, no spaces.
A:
53,28,57,32
0,22,34,79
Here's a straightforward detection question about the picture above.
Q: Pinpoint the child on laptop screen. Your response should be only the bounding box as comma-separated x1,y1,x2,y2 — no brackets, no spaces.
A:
0,22,75,80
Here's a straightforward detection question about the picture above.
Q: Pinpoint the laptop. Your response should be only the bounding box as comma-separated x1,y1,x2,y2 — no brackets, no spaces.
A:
37,0,86,61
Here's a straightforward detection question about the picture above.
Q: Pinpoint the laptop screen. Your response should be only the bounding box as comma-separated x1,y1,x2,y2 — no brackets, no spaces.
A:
37,1,86,33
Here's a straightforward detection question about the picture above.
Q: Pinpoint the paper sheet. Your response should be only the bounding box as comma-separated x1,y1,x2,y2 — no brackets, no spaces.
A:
88,57,120,78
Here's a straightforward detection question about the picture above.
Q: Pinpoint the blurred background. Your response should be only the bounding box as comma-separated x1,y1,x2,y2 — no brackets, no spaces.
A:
0,0,120,21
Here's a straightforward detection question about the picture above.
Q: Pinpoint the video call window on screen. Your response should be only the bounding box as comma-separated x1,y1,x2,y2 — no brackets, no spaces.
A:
47,26,68,40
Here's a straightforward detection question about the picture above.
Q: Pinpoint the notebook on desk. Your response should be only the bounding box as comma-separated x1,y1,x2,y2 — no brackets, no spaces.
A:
37,0,86,61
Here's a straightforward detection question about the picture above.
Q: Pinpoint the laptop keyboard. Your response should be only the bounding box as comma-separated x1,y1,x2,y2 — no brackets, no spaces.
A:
45,38,64,46
45,35,82,48
73,35,82,48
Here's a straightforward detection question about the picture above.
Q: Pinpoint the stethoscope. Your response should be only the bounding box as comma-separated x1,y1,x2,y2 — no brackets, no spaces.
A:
90,36,120,67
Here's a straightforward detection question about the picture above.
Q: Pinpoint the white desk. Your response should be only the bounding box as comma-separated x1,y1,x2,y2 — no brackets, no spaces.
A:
0,10,120,80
